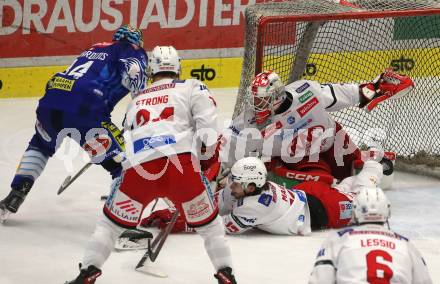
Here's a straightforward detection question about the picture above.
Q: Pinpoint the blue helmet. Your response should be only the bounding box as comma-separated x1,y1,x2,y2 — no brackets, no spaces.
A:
113,24,144,48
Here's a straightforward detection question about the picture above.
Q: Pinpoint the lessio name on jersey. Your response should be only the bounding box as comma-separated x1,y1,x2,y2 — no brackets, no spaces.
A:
133,135,176,154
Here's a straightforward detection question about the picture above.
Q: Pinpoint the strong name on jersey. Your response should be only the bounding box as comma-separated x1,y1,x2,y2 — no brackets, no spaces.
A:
123,78,218,166
220,80,360,167
309,224,433,284
217,181,311,235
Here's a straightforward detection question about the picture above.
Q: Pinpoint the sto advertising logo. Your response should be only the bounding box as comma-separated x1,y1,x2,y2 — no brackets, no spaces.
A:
191,65,216,81
391,56,415,72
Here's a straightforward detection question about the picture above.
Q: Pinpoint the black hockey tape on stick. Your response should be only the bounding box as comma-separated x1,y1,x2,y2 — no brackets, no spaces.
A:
135,209,179,269
57,162,92,195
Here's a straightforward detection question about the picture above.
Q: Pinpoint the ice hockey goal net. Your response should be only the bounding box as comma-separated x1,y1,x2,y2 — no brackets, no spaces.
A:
234,0,440,177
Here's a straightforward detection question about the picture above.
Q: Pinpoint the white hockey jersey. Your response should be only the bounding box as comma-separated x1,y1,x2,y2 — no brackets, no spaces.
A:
122,78,218,167
217,181,311,235
220,80,360,167
309,224,433,284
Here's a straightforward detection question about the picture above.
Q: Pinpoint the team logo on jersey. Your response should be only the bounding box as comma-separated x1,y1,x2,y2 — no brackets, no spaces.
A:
297,97,319,117
120,57,147,93
295,82,310,93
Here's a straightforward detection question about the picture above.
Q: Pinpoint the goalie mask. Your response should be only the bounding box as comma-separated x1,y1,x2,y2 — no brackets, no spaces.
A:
148,46,181,77
250,71,286,124
113,24,144,48
230,157,267,190
353,186,390,224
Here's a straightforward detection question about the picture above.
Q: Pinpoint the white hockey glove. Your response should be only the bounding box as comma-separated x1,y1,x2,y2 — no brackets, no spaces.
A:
360,69,414,112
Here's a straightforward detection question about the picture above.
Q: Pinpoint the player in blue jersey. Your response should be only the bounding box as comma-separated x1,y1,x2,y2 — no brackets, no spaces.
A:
0,25,148,222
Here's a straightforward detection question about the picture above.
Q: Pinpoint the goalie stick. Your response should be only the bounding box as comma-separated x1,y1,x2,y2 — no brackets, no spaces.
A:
135,209,179,277
57,162,92,195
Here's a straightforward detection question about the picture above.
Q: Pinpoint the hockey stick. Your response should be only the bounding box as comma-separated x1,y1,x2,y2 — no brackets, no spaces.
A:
57,162,92,195
135,209,179,277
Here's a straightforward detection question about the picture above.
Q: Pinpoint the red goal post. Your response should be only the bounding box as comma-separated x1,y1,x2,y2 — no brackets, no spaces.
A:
234,0,440,177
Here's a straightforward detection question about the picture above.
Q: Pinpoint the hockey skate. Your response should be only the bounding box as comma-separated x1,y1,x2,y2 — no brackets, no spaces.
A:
65,264,101,284
0,182,32,223
214,267,237,284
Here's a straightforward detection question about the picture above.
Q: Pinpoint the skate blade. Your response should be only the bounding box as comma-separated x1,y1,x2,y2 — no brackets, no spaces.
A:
0,208,10,224
136,264,168,278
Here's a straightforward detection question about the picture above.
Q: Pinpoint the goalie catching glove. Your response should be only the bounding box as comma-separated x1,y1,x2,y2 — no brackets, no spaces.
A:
140,208,195,233
360,69,414,112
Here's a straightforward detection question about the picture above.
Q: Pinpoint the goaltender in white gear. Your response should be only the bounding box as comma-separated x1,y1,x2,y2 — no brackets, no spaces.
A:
309,187,433,284
220,70,414,182
221,75,363,167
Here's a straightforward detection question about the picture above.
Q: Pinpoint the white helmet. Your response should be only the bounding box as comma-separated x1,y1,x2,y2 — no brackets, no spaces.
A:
250,71,286,124
148,46,181,76
230,157,267,188
353,186,391,224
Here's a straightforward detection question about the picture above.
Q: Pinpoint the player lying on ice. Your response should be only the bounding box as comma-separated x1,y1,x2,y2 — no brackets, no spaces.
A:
142,156,386,235
220,69,414,181
65,46,237,284
0,25,148,223
309,186,433,284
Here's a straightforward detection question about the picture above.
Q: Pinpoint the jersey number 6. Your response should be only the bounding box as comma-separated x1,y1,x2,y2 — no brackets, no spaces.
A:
366,249,393,284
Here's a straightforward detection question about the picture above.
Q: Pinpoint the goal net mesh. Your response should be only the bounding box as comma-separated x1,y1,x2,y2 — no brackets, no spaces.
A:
234,0,440,177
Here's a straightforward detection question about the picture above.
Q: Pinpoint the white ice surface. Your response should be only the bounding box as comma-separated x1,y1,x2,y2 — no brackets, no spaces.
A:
0,89,439,284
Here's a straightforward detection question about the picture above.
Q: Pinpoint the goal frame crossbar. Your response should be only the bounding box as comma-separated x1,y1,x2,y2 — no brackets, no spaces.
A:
255,8,440,75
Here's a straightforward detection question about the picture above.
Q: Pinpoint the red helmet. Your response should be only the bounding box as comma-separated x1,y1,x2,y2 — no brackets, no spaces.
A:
250,71,285,124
